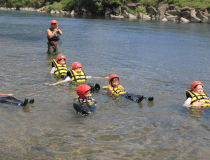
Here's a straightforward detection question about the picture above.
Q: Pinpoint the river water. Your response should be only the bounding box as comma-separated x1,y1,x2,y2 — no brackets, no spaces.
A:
1,10,210,159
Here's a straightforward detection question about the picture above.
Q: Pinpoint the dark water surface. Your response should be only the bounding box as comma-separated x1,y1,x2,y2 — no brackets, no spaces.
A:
1,10,210,159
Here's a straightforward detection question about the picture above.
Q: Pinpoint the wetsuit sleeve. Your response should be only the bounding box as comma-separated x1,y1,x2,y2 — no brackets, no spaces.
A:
52,62,55,67
50,67,55,73
186,92,191,99
67,71,72,78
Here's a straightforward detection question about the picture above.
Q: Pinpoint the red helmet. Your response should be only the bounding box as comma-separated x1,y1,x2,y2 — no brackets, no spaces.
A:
191,81,203,92
56,54,66,63
109,74,119,86
76,84,91,99
72,62,82,70
51,20,57,24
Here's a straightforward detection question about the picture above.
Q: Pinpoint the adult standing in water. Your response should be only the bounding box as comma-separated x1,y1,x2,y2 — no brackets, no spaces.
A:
47,20,62,54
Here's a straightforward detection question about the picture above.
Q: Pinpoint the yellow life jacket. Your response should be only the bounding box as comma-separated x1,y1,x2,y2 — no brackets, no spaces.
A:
102,85,126,96
74,94,93,105
51,59,67,77
69,69,86,82
186,89,210,106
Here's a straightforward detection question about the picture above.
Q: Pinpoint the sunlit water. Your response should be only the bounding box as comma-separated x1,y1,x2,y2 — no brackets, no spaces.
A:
1,10,210,159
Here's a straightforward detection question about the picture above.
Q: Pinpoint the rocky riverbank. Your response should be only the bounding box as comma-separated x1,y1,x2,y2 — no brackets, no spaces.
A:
1,3,210,23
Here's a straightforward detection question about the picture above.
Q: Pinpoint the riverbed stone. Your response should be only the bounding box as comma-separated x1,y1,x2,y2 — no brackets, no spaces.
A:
155,8,165,20
148,6,157,15
126,3,137,10
128,13,136,19
166,15,178,21
105,7,112,15
157,4,168,14
167,10,179,16
113,6,121,16
137,12,151,19
50,10,55,14
180,6,191,12
169,5,176,10
162,18,168,21
181,10,190,19
201,15,210,23
180,17,190,23
190,16,201,23
55,10,60,14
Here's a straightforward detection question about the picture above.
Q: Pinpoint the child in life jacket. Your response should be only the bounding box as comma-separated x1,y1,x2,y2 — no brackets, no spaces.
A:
184,81,210,108
46,60,105,86
73,84,97,115
0,93,34,107
103,74,154,103
45,54,71,85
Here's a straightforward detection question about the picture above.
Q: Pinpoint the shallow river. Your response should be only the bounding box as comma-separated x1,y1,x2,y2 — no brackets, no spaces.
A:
1,10,210,159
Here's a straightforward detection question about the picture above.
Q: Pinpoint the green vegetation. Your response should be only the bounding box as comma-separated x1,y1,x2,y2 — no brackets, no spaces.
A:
1,0,210,15
127,5,147,15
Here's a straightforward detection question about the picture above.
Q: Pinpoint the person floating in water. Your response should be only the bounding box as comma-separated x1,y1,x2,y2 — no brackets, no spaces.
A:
50,54,69,79
0,93,34,107
184,81,210,108
47,20,62,54
73,84,97,115
46,60,107,86
103,74,154,103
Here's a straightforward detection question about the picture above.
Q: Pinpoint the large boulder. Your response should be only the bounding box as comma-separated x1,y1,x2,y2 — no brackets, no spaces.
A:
104,7,112,15
122,10,128,18
180,17,190,23
166,15,179,21
126,3,137,10
137,12,151,19
201,15,210,23
70,10,75,15
128,13,136,19
167,10,179,16
148,6,157,15
113,6,121,15
55,10,60,14
190,9,201,23
162,18,168,21
181,10,190,19
190,16,201,23
196,10,203,19
155,8,165,20
50,10,55,14
122,10,136,19
121,5,128,14
60,10,65,14
168,5,176,10
157,4,168,14
180,6,191,12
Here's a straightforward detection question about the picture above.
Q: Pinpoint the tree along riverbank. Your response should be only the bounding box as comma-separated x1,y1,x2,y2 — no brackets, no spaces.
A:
1,3,210,24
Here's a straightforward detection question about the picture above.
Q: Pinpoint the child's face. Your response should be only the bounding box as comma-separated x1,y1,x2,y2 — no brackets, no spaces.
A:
85,90,90,98
58,59,66,66
195,84,203,94
112,79,119,87
75,68,82,74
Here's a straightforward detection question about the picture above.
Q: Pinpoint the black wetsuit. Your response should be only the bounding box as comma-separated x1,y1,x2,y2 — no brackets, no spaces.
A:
0,96,24,106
